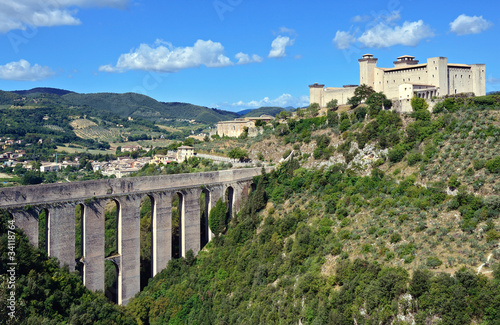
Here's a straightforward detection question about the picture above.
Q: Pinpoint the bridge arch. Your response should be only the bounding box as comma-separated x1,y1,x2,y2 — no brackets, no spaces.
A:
139,194,154,289
200,188,210,248
225,186,235,219
38,208,49,253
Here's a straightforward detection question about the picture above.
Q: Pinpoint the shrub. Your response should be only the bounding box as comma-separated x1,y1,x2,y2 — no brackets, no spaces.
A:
388,144,407,163
485,156,500,173
448,174,460,190
326,99,338,110
426,256,443,269
407,152,423,166
390,233,402,243
339,119,351,132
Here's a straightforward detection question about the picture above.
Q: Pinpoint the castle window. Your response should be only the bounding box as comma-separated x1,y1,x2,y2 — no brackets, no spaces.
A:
435,67,437,70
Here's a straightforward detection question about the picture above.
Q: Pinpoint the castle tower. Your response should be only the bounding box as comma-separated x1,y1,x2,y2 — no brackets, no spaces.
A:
358,54,378,88
427,57,448,96
471,64,486,96
309,83,324,106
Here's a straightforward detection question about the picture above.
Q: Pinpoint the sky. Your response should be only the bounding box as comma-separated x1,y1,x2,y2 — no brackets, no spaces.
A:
0,0,498,112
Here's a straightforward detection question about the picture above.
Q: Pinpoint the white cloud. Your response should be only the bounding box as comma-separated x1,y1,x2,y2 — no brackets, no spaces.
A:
99,39,233,73
232,93,309,109
450,14,492,35
336,11,433,49
268,35,295,58
357,20,434,48
333,30,356,50
486,77,500,84
277,26,296,36
352,15,370,23
0,0,128,33
235,52,263,65
0,59,55,81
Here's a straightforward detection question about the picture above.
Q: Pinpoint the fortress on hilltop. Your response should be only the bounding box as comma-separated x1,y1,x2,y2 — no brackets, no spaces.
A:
310,54,486,112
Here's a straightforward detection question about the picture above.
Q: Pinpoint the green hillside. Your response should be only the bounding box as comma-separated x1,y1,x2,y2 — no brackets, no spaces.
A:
241,106,285,118
0,88,239,124
1,93,500,324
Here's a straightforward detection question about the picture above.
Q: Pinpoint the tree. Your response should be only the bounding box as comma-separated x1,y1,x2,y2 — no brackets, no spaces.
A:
307,103,320,117
366,92,391,116
347,84,375,108
326,99,338,110
411,96,429,111
21,170,43,185
209,198,227,237
339,119,351,132
327,110,339,126
228,147,248,161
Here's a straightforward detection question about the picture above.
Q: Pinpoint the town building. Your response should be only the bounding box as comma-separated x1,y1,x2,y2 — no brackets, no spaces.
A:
310,54,486,112
176,146,194,162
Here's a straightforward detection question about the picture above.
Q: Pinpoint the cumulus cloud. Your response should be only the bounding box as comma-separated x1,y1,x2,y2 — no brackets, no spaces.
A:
334,11,434,49
0,0,128,33
0,59,55,81
268,35,295,58
232,93,309,109
450,14,492,35
333,30,357,50
235,52,263,65
357,20,434,48
99,39,233,73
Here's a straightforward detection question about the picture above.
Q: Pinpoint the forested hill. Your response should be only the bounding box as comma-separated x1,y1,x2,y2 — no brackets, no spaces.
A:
2,94,500,324
0,88,240,124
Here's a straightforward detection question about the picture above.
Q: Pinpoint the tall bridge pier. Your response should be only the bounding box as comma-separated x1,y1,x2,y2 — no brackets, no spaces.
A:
1,167,268,305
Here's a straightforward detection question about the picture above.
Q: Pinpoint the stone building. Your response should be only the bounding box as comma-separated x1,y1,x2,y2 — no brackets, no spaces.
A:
310,54,486,112
216,115,274,137
176,146,194,162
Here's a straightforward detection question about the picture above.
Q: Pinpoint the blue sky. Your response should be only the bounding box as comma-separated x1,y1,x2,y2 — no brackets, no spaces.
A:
0,0,498,112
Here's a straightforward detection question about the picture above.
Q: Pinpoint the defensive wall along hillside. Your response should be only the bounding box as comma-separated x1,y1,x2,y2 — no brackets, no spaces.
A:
0,167,271,305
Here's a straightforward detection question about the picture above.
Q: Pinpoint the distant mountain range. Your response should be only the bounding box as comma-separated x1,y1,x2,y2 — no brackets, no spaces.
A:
0,87,288,124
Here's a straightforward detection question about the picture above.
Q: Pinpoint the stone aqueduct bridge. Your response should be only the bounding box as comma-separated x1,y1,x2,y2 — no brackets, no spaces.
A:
0,167,269,305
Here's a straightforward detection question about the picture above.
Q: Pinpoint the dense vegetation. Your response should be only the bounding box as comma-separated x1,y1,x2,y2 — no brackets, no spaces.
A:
1,93,499,324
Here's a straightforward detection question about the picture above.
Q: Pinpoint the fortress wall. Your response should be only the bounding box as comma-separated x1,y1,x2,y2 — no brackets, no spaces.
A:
381,67,429,99
322,87,356,106
448,67,474,95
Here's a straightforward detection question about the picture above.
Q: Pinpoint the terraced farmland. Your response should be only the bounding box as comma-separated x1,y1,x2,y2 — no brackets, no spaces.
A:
70,118,123,141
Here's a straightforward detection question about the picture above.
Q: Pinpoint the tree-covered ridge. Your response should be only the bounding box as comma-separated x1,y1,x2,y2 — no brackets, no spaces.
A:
127,160,499,324
0,89,240,124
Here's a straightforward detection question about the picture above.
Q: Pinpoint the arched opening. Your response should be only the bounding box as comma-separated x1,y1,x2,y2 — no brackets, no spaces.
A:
104,260,119,304
200,189,210,248
171,192,184,258
104,199,119,303
75,204,84,279
140,195,154,290
250,183,257,194
225,186,234,219
38,208,49,253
